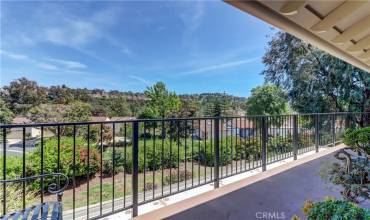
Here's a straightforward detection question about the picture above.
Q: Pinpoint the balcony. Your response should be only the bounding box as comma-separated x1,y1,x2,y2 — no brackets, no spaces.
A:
0,112,369,219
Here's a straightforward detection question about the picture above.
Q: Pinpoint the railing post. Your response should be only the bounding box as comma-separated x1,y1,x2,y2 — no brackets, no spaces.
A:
261,116,267,171
2,128,6,215
213,117,220,188
332,113,336,147
132,121,139,218
345,113,350,129
315,114,319,153
293,115,298,160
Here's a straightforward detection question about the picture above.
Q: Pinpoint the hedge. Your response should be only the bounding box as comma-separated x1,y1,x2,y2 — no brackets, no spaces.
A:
1,137,100,191
304,199,369,220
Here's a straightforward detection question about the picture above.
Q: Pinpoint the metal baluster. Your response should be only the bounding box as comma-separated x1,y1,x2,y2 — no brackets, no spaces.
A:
184,120,188,189
203,119,206,182
293,115,298,160
87,125,90,219
315,114,319,153
73,125,76,219
191,120,194,187
112,123,115,211
261,117,267,172
41,126,44,204
170,121,173,193
177,120,180,190
153,121,156,199
100,124,103,215
132,121,139,218
2,128,6,215
22,127,26,209
214,117,220,189
124,123,127,207
143,122,147,200
161,121,164,196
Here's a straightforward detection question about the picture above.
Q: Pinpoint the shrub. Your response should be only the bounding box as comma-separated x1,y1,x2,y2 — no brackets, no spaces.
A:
124,140,186,173
102,148,125,176
267,136,292,155
0,156,23,180
304,199,369,220
196,137,264,166
343,127,370,156
9,137,101,191
164,170,192,185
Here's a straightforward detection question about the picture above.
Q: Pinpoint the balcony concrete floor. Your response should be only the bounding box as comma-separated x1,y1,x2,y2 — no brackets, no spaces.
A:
133,145,369,220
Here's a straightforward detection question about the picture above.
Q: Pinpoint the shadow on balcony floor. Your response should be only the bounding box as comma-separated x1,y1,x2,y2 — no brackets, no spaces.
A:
165,153,368,220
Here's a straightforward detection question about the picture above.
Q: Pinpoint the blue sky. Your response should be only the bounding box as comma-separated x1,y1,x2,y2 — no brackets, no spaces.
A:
0,1,277,97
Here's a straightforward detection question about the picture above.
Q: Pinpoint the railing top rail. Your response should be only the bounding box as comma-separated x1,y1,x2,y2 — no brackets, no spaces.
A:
0,112,368,129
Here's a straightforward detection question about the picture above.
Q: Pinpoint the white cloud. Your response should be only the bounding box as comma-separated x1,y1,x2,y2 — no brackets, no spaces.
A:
35,62,58,70
121,47,132,56
178,57,259,76
180,1,205,45
0,50,28,60
1,50,88,72
128,75,152,86
44,20,99,46
46,58,87,69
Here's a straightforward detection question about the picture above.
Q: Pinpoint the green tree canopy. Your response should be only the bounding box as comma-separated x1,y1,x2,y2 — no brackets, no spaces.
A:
246,85,289,116
0,97,14,124
203,93,231,117
29,101,92,123
262,31,370,114
141,82,181,118
1,77,47,114
48,85,74,104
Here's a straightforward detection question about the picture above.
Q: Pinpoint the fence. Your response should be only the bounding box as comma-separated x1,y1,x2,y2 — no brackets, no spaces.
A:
0,112,368,219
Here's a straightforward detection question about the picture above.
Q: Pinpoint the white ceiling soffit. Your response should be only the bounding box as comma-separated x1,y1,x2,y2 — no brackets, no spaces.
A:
225,0,370,73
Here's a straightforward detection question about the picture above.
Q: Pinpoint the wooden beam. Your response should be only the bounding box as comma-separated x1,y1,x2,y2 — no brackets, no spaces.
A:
358,50,370,60
279,1,307,15
311,1,366,33
347,35,370,52
332,15,370,45
224,0,370,73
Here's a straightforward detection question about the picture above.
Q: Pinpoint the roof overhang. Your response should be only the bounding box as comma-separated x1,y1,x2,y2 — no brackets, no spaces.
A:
225,0,370,73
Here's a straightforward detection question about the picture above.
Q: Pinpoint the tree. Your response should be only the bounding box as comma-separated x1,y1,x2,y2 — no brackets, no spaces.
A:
167,100,199,139
48,85,73,104
203,93,231,117
141,82,181,119
262,32,370,116
67,101,92,122
246,85,289,116
1,77,47,114
0,97,13,124
29,101,91,123
107,97,131,117
29,101,92,137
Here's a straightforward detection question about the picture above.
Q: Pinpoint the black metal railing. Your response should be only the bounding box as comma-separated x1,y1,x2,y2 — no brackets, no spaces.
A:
0,112,369,219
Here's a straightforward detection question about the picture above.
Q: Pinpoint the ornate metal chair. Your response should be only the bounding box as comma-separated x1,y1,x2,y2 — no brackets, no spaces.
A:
0,173,69,220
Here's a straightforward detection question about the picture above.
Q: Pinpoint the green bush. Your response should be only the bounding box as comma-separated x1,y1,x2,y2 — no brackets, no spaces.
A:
102,148,125,176
305,199,369,220
268,136,292,153
1,137,101,191
124,139,186,173
196,137,263,166
0,156,23,179
343,127,370,155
